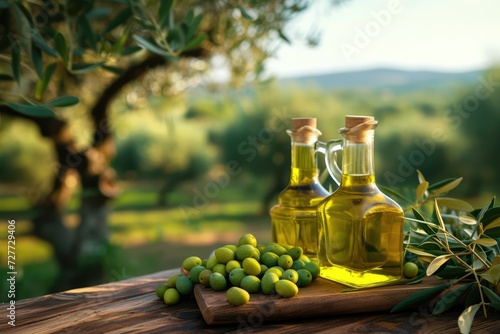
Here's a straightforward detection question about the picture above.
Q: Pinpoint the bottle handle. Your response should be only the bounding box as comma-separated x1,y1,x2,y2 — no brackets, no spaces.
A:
316,139,343,186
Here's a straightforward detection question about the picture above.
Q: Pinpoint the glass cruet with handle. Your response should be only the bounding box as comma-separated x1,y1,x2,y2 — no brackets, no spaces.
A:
316,115,404,288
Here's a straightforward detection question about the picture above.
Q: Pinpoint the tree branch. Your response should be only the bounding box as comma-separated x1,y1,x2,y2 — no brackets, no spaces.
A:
90,54,166,146
90,48,207,147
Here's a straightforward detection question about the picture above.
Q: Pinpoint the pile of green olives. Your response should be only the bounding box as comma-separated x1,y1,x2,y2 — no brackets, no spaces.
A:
155,233,321,306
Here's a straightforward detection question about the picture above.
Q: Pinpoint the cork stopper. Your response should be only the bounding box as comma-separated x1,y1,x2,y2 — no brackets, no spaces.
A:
289,118,320,144
292,117,317,130
340,115,378,143
345,115,374,128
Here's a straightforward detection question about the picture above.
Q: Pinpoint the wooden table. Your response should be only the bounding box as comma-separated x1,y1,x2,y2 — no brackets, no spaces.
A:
6,268,499,333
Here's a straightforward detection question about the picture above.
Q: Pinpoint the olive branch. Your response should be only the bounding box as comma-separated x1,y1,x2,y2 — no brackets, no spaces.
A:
385,171,500,334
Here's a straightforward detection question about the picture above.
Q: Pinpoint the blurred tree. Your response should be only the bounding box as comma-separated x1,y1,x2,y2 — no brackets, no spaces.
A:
216,100,291,214
0,0,319,290
455,67,500,197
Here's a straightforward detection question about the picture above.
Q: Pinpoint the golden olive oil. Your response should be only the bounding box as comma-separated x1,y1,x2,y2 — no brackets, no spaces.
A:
317,175,404,287
317,116,404,288
270,119,329,258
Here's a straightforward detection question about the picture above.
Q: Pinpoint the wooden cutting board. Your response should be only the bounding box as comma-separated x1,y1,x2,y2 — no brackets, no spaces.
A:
194,277,448,325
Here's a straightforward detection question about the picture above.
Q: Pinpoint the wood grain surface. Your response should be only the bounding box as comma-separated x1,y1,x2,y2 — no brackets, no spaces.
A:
3,268,498,333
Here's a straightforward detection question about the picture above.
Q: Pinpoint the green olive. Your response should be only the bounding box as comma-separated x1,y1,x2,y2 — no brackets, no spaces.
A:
275,279,298,298
226,287,250,306
215,247,235,264
278,254,293,270
164,288,180,305
242,258,261,276
261,272,279,294
199,269,213,287
296,269,312,287
238,233,257,247
175,275,193,295
209,272,227,291
304,261,320,280
229,268,246,287
189,265,206,284
403,262,419,279
155,283,168,299
240,275,261,294
182,256,202,271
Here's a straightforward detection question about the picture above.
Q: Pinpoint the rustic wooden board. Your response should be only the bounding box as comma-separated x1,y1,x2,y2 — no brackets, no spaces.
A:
194,277,449,325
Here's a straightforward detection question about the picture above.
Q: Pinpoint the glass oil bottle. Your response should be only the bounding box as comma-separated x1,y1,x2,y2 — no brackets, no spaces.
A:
317,115,404,288
270,118,330,258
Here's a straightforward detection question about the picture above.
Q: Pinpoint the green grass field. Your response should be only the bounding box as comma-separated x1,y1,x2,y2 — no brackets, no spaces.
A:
0,178,273,301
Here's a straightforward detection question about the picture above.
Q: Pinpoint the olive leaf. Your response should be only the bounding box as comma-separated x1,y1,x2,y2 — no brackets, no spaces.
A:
484,216,500,231
428,177,463,196
418,256,436,265
159,0,174,28
411,207,437,235
415,180,429,204
418,239,441,251
481,286,500,304
120,46,142,56
132,35,172,58
30,44,43,78
437,198,474,212
489,302,500,311
187,13,204,40
11,1,33,56
31,29,58,57
78,15,97,51
100,7,132,36
42,96,79,107
432,282,474,315
472,251,488,270
471,238,497,247
35,63,57,100
417,169,427,184
53,32,69,64
464,283,480,307
183,33,206,51
458,304,481,334
391,282,451,313
473,197,495,224
480,264,500,285
5,102,55,117
405,245,437,258
459,215,477,225
167,26,185,51
434,200,446,231
436,265,467,279
426,254,453,276
71,62,105,74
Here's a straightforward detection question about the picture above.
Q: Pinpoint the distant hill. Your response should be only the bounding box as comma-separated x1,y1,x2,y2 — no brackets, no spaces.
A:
279,68,484,92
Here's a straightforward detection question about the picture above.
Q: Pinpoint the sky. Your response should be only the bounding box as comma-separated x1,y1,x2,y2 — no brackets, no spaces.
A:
264,0,500,78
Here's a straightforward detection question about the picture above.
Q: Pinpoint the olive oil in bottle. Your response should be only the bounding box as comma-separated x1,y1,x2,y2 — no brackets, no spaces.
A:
270,118,330,258
317,116,404,288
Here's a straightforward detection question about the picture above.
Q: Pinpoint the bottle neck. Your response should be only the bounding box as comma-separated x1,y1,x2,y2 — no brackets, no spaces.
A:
290,140,320,186
341,131,375,186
